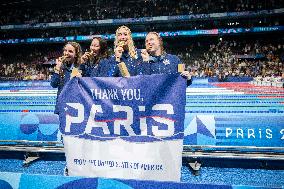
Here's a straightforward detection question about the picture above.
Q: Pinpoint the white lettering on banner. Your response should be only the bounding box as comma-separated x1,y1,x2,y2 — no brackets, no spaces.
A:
138,106,147,136
113,105,135,135
152,104,174,136
121,89,142,101
85,105,110,134
91,89,119,100
225,128,273,139
64,103,175,136
90,88,143,101
65,103,84,132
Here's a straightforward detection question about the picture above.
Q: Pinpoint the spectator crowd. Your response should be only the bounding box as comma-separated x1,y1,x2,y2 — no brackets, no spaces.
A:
0,0,283,81
0,37,283,81
1,0,282,25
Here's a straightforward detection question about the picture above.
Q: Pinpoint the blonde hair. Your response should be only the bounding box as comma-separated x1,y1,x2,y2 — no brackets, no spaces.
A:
114,26,137,59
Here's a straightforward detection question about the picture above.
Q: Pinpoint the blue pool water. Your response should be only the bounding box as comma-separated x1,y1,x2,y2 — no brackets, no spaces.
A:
0,80,283,188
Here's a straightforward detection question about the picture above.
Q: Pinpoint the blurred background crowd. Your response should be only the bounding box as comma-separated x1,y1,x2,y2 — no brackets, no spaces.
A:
0,0,283,81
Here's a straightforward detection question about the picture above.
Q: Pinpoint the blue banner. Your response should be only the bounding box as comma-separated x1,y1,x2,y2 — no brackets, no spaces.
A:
57,74,186,181
58,74,186,142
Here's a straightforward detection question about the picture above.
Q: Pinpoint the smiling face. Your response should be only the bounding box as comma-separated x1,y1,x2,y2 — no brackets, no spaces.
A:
63,44,77,62
90,38,101,56
116,27,130,47
145,33,162,56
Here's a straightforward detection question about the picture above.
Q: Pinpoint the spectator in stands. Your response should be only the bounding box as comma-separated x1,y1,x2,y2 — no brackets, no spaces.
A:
80,37,111,77
140,31,192,85
50,42,82,114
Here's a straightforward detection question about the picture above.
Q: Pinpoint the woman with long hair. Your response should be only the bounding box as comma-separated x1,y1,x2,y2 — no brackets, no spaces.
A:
110,25,145,76
50,41,82,114
80,37,111,77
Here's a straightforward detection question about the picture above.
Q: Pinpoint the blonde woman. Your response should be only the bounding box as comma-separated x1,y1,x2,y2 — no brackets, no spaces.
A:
109,25,145,76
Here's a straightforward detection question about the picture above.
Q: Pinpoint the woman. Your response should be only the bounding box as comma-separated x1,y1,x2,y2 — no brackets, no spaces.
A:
80,37,111,77
141,32,192,85
50,41,82,114
110,25,145,76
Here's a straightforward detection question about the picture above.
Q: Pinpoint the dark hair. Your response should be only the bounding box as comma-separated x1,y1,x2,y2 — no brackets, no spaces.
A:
94,37,108,59
59,42,82,77
92,37,109,64
64,41,82,67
